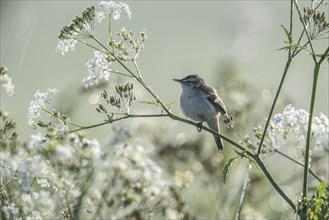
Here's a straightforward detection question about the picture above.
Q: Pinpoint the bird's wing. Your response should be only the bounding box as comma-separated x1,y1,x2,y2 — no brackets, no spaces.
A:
203,85,227,115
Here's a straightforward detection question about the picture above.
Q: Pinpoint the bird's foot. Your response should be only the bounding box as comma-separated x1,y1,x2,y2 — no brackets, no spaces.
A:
196,122,203,132
224,115,233,127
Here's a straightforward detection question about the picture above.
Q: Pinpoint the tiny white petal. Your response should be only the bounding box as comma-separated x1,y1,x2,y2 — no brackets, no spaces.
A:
27,88,59,128
83,51,111,88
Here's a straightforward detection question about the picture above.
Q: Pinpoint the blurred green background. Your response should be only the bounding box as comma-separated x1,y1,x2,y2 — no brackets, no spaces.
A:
1,1,328,218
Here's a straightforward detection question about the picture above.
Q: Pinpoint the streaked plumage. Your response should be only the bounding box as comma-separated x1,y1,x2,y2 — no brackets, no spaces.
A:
173,74,229,150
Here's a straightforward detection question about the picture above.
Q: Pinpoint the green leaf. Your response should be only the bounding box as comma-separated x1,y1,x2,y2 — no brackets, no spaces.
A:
317,181,326,197
280,24,290,39
222,156,239,184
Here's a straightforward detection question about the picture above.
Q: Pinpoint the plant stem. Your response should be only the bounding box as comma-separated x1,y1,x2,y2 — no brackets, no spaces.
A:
235,166,251,220
273,149,321,182
77,39,103,52
133,59,142,78
69,114,169,133
301,46,328,218
168,113,246,152
293,0,317,63
302,64,319,198
91,36,171,114
257,57,292,155
253,155,296,211
257,0,294,155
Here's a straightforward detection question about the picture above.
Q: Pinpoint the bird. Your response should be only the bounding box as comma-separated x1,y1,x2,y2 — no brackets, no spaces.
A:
173,74,230,150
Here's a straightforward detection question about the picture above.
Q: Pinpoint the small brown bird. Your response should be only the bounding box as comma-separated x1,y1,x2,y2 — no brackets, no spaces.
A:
173,74,230,150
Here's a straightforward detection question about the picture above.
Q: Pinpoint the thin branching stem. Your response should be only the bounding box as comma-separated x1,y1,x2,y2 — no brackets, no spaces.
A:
273,149,322,182
257,58,292,155
253,155,297,211
109,70,134,78
91,35,171,114
69,114,169,133
293,0,317,63
235,166,251,220
300,38,329,219
77,39,103,52
133,59,142,78
257,0,294,155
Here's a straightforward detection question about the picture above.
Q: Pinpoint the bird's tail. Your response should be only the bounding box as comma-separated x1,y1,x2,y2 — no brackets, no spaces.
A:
206,117,223,150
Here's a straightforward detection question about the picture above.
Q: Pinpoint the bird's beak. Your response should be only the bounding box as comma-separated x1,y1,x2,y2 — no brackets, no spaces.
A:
173,78,182,83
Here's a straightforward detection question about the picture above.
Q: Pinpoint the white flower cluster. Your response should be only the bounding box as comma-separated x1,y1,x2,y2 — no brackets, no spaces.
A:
83,51,111,88
0,132,103,219
0,66,15,96
257,104,328,152
1,129,188,219
56,1,131,55
97,1,132,22
27,88,59,128
56,38,77,55
111,144,168,201
0,73,15,96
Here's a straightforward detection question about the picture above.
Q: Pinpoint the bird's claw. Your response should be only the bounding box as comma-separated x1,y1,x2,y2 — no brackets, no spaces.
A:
224,115,233,127
196,122,203,132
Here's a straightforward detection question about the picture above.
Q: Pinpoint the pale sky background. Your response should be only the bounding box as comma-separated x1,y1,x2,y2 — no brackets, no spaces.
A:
1,1,328,140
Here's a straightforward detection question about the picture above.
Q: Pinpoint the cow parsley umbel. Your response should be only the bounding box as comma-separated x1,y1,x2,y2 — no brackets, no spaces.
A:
27,88,59,128
254,104,328,153
97,1,131,21
56,1,147,88
0,65,15,96
83,51,113,88
56,6,96,55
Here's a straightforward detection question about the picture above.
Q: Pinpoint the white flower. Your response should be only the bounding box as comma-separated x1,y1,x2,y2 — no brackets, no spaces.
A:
37,178,50,188
54,145,74,163
27,88,59,128
0,72,15,96
26,211,42,220
3,203,19,215
56,38,77,55
97,1,132,21
95,11,106,22
312,113,329,150
28,133,45,151
85,138,102,159
260,104,328,151
111,144,168,202
83,51,111,88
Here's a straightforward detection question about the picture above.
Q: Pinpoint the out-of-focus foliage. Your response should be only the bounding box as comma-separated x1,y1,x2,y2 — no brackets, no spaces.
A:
0,113,193,219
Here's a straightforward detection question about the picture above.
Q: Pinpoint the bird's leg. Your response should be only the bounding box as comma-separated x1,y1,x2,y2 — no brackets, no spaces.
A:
196,121,203,132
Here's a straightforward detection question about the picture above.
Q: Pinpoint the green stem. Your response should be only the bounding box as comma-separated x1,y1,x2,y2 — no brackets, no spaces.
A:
257,0,294,155
91,36,171,114
235,166,251,220
109,70,134,78
168,113,246,152
301,47,329,218
257,57,292,155
302,64,320,198
273,149,321,182
293,0,317,63
69,114,169,133
133,59,142,78
253,155,296,211
76,39,103,52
